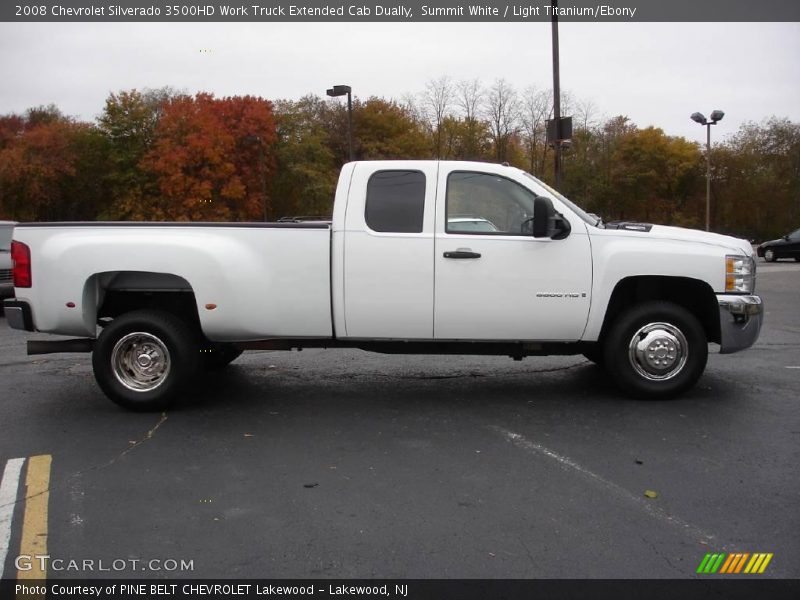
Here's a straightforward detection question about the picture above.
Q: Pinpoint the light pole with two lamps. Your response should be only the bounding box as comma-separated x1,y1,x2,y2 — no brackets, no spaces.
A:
691,109,724,232
326,84,354,162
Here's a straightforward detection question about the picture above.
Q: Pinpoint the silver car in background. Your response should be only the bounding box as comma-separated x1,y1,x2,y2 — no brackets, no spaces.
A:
0,221,14,299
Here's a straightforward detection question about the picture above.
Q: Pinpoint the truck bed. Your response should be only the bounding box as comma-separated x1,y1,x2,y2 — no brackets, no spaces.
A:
10,221,334,341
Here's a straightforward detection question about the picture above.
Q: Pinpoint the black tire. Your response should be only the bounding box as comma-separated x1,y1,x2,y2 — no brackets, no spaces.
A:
764,248,776,262
92,309,201,411
603,301,707,399
201,342,243,370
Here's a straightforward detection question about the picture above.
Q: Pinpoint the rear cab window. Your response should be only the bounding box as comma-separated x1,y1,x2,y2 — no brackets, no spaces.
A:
365,170,426,233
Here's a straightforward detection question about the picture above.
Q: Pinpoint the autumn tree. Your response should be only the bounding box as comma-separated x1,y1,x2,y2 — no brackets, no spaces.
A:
0,109,110,221
0,114,25,151
129,93,277,221
97,88,178,218
2,79,797,240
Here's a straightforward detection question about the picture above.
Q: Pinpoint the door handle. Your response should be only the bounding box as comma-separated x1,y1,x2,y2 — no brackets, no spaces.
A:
443,250,481,259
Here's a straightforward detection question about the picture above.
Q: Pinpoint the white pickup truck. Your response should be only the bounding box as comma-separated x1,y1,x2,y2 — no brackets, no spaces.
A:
3,161,763,410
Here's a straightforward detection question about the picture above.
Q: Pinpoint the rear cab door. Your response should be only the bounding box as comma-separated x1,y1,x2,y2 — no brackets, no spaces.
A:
335,161,438,339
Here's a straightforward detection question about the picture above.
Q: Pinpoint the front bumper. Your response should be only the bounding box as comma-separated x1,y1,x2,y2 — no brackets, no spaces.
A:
717,294,763,354
2,299,34,331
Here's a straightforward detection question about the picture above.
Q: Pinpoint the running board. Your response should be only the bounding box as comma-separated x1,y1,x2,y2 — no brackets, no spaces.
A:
27,339,95,355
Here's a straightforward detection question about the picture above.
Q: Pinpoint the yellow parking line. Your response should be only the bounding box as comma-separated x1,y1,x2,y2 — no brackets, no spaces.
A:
17,455,51,581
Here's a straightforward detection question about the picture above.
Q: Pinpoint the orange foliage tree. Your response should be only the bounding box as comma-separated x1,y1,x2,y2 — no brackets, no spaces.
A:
122,93,277,221
0,108,109,221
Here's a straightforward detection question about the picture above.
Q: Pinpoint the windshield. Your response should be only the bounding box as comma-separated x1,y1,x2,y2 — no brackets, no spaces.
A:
519,171,599,227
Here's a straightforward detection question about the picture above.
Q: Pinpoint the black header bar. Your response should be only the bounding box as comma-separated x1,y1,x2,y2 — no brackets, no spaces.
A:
3,0,800,22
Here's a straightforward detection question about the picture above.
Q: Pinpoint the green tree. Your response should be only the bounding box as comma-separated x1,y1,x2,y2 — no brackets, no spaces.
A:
272,96,338,218
97,88,179,218
434,115,492,161
352,97,429,160
714,117,800,240
606,126,703,224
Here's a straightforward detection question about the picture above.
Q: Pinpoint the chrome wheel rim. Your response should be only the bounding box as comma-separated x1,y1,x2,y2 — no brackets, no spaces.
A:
764,249,774,261
111,332,171,392
627,322,688,381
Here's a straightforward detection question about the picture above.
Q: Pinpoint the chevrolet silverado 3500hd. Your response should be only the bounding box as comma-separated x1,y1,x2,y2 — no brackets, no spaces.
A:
3,161,763,410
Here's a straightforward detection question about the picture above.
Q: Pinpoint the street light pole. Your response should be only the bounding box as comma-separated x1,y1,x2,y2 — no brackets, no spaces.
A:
327,84,354,162
691,110,724,232
551,0,562,189
705,123,711,232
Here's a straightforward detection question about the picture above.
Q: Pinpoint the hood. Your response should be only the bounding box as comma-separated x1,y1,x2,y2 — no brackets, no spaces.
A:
605,222,752,255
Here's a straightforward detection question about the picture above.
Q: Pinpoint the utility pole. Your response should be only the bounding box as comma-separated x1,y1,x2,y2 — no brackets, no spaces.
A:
551,0,563,189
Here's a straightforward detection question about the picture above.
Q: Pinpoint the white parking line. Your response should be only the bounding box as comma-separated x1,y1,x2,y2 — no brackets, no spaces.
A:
489,426,723,548
0,458,26,580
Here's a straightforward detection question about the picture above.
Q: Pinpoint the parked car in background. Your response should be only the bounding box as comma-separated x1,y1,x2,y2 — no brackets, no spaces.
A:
0,222,16,299
757,227,800,262
447,216,499,233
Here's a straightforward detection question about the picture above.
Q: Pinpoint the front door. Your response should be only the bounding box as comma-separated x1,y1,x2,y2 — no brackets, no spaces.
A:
433,168,592,341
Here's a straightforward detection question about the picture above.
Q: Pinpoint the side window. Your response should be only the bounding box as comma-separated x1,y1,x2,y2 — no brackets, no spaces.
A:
365,170,426,233
446,171,536,235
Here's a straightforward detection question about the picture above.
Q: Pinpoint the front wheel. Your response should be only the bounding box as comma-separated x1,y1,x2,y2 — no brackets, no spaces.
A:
92,309,201,411
764,248,776,262
603,301,708,399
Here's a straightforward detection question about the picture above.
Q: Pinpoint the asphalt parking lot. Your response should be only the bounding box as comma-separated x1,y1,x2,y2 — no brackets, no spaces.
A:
0,261,798,580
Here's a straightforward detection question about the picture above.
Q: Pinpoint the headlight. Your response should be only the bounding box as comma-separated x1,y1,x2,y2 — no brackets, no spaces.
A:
725,254,756,293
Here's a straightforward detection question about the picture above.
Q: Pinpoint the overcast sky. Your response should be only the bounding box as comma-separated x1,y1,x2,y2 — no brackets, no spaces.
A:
1,21,798,143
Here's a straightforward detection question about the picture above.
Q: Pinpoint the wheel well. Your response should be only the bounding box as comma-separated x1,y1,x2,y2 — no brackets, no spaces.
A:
600,276,720,344
90,271,200,328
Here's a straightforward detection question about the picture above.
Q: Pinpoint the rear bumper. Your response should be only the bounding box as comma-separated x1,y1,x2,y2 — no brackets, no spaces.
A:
717,294,763,354
2,299,34,331
0,270,13,298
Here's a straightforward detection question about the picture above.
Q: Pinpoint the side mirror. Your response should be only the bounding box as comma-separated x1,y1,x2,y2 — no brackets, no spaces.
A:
532,197,571,240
